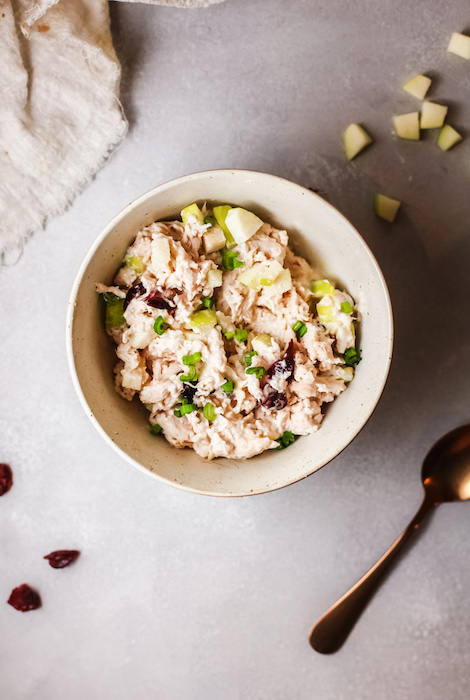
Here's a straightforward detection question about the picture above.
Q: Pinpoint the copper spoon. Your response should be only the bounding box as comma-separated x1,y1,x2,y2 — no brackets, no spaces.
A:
310,424,470,654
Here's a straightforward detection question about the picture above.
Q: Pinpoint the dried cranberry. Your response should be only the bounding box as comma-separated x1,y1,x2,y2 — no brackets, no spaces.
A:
8,584,41,612
0,463,13,496
44,550,80,569
262,391,288,410
145,289,176,314
124,282,145,310
266,340,295,382
181,382,197,403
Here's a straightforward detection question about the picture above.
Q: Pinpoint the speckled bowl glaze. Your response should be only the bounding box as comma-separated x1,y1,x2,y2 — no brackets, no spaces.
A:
66,169,393,497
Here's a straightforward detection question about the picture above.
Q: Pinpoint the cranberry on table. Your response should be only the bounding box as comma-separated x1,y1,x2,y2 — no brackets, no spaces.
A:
8,584,41,612
44,550,80,569
0,463,13,496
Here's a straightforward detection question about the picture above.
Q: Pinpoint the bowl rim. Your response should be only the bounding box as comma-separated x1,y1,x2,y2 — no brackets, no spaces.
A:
66,168,394,497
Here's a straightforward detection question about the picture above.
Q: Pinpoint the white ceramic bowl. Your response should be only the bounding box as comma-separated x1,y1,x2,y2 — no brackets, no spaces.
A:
66,169,393,497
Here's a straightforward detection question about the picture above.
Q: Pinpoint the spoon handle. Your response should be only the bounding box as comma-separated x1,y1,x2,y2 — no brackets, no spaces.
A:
309,492,438,654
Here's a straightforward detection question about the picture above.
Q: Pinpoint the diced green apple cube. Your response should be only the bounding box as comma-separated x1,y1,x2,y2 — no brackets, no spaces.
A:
189,309,217,329
263,269,292,296
337,366,354,382
374,194,401,223
438,125,463,151
447,32,470,60
403,74,432,100
213,205,236,248
225,207,264,245
393,112,420,140
343,124,373,160
181,203,204,225
203,228,226,254
251,334,273,354
150,236,171,274
238,261,283,291
420,102,448,129
206,269,223,288
311,279,335,298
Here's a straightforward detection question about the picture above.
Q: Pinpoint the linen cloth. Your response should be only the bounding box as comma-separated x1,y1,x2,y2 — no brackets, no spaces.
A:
0,0,223,254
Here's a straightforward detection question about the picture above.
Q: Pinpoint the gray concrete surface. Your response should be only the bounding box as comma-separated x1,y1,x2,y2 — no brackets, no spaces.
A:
1,1,470,698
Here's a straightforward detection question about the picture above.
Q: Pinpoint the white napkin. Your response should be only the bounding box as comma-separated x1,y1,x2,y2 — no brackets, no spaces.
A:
0,0,223,255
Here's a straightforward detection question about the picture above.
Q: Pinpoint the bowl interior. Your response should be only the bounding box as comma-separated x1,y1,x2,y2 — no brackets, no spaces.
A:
67,170,393,496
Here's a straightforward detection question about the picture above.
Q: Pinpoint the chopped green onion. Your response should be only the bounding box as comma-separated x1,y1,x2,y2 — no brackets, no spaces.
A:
244,350,258,367
180,403,197,416
103,294,127,330
224,331,235,340
341,301,353,314
144,403,153,411
222,250,244,271
276,431,297,450
149,424,162,435
154,315,169,335
181,397,189,405
293,320,308,339
222,379,234,393
180,365,198,382
235,328,248,343
203,402,216,421
183,352,202,365
203,215,217,227
174,409,182,417
343,347,361,367
201,297,214,309
246,366,266,378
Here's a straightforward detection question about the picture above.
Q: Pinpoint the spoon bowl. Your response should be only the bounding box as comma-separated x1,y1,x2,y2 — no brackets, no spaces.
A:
422,424,470,503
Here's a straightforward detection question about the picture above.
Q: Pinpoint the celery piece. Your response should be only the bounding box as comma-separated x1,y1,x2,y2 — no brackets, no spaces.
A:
189,309,217,330
224,331,235,340
125,256,147,275
341,301,353,314
213,205,236,248
311,280,335,298
104,294,127,330
181,203,204,225
317,304,334,323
